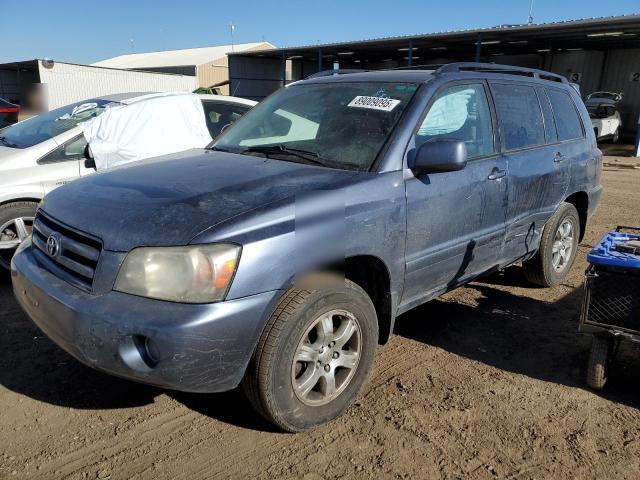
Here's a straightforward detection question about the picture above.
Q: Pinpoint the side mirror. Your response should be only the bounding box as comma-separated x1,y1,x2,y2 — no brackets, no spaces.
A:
411,139,467,175
83,144,96,170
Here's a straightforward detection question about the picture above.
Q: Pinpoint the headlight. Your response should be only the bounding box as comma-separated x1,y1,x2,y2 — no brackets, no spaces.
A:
114,244,241,303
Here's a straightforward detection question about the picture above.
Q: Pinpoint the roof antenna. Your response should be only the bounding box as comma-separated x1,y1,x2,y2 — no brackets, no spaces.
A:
129,37,135,53
527,0,535,24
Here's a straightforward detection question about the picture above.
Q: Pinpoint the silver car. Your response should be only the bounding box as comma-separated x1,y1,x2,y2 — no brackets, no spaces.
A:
0,93,255,268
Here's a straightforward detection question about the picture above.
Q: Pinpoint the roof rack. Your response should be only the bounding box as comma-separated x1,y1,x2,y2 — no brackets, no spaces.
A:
435,62,568,83
305,69,367,79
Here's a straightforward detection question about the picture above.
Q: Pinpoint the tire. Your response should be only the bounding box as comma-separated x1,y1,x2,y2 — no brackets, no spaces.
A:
522,202,580,287
0,201,38,270
587,335,611,390
243,277,378,432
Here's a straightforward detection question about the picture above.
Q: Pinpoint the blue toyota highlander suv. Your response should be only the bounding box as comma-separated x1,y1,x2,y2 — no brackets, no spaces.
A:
11,63,602,431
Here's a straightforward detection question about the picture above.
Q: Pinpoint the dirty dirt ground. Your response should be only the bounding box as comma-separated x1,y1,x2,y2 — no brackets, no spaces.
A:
1,152,639,480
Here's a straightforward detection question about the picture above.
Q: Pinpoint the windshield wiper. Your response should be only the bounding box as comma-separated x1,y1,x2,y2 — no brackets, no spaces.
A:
242,145,330,167
0,136,18,148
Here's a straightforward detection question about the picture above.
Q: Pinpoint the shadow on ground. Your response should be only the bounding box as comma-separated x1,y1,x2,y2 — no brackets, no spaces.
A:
2,264,638,431
394,266,640,409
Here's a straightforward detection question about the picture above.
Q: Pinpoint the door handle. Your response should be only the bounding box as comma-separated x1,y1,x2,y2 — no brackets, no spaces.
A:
554,152,565,163
487,168,506,180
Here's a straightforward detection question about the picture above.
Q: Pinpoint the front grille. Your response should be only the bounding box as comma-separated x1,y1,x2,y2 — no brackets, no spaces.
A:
31,211,102,291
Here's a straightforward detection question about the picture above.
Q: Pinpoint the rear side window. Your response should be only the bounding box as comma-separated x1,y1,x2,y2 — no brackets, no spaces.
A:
547,89,584,141
491,83,545,151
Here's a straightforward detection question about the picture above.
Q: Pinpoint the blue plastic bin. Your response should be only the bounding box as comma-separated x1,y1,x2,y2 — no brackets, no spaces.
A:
587,227,640,270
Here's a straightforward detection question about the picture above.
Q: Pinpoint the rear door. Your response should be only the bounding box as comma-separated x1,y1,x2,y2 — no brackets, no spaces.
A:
402,80,508,307
489,81,571,263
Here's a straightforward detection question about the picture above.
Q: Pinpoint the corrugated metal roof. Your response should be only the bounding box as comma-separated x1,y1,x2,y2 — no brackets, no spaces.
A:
92,42,275,68
230,14,640,54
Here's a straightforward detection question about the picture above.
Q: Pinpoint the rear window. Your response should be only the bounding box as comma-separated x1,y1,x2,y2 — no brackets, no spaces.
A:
547,89,584,141
491,83,545,151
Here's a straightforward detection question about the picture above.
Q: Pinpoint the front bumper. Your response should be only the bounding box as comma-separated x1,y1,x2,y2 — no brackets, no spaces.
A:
11,239,280,393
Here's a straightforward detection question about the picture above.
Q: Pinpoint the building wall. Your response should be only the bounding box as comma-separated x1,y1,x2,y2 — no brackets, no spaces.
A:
198,56,230,94
229,56,283,101
0,67,39,105
37,61,197,109
600,49,640,133
544,48,640,134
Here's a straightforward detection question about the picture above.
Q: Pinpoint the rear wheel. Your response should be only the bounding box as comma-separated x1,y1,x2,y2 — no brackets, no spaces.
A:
522,202,580,287
0,202,38,270
243,277,378,432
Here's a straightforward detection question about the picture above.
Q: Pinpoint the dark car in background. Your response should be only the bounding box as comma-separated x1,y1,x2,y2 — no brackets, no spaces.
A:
0,98,20,128
12,63,602,432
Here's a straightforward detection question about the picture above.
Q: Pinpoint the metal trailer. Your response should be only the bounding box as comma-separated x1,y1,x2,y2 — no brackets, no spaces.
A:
580,226,640,389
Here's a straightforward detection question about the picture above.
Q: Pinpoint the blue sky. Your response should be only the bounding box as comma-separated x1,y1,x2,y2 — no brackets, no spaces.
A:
2,0,639,64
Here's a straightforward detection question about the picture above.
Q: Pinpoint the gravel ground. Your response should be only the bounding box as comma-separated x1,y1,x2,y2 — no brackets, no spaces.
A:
1,149,639,480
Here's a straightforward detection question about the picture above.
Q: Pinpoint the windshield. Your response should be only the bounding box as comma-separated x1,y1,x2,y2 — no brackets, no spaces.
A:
214,81,419,171
0,99,113,148
587,104,617,119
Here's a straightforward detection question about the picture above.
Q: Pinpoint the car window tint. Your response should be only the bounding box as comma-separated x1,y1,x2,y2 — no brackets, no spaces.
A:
217,82,418,171
547,89,583,141
416,83,494,159
492,83,545,151
39,135,87,164
202,102,250,138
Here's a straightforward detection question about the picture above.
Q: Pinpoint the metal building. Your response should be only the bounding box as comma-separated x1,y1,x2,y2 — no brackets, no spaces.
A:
0,59,197,110
93,42,274,95
228,14,640,136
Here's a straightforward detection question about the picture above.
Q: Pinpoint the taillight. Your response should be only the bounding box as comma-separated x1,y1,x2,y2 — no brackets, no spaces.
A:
0,107,19,113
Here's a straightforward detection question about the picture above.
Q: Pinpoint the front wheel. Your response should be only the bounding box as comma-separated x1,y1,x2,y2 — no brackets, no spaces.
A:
243,277,378,432
522,202,580,287
0,202,38,270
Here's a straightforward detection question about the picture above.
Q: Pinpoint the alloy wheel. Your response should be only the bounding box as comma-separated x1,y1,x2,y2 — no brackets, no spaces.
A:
0,216,34,269
291,309,362,406
551,218,574,273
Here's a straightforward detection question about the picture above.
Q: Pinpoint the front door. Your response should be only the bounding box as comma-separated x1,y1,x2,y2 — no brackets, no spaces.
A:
401,81,508,309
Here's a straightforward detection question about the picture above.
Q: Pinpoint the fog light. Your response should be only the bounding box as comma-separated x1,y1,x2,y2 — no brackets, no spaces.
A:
119,335,159,372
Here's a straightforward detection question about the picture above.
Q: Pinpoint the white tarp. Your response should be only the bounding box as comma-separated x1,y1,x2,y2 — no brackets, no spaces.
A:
82,92,212,169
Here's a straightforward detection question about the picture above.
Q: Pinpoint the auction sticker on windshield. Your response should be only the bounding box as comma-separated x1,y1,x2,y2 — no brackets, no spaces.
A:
348,96,401,112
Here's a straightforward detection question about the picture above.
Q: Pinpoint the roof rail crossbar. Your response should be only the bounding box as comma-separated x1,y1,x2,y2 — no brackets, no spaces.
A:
305,69,367,79
436,62,567,83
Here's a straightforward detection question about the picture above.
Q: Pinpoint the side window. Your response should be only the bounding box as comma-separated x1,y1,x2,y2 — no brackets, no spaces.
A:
38,135,87,164
416,83,494,159
202,102,250,138
491,83,545,151
546,89,584,141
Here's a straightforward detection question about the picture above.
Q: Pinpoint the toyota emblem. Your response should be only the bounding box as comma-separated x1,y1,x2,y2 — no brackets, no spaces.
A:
46,234,61,257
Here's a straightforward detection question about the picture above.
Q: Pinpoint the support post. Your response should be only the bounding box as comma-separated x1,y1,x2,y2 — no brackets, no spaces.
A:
318,48,322,73
281,51,287,87
475,34,482,62
408,39,414,67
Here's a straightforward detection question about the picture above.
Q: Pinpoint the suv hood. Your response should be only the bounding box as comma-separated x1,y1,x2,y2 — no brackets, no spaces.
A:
40,149,359,251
